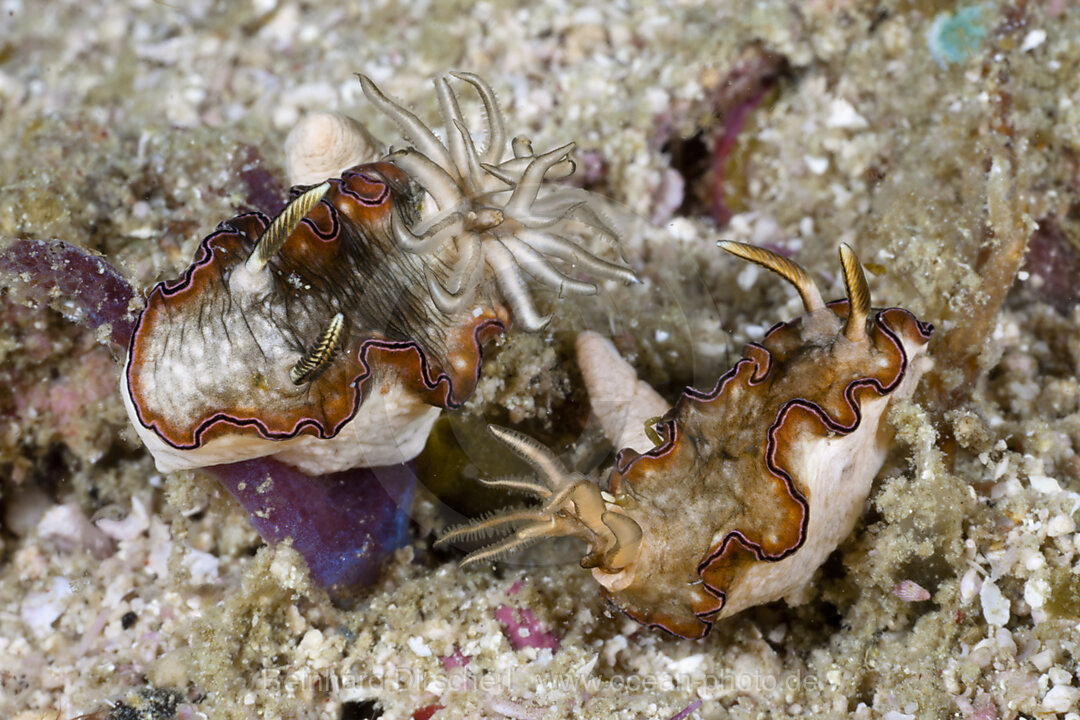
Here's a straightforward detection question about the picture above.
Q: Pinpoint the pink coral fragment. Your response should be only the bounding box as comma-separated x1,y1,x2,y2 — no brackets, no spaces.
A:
669,699,703,720
439,649,470,671
412,704,444,720
494,605,559,652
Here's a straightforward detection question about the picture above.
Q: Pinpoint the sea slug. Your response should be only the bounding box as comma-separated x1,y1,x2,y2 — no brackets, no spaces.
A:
121,74,635,475
439,242,933,638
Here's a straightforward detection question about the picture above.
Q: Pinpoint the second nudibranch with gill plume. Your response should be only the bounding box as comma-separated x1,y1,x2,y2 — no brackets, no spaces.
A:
122,73,636,475
439,242,933,638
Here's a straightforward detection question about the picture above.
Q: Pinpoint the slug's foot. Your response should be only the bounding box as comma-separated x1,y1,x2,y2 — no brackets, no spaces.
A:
435,425,642,572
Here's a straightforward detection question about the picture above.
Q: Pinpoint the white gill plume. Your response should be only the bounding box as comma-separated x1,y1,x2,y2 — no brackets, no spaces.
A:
358,72,639,331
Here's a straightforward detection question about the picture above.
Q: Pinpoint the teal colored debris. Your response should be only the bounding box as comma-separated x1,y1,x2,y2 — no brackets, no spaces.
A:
926,5,989,69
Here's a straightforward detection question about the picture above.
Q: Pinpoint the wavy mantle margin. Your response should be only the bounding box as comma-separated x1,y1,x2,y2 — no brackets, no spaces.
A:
124,205,505,452
605,304,933,638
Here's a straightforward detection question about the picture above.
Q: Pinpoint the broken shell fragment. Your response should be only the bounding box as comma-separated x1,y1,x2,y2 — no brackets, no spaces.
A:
575,331,671,454
284,111,380,186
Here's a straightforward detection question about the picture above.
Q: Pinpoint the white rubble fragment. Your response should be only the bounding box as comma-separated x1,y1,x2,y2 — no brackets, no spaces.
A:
805,155,829,174
992,477,1023,499
1030,649,1055,671
575,654,599,678
1046,514,1076,538
1028,475,1061,494
407,636,433,657
729,638,782,700
825,98,868,129
603,634,628,666
134,36,196,64
270,548,305,590
995,628,1017,656
21,577,71,636
668,654,705,674
881,711,915,720
667,217,699,242
298,628,325,662
643,86,670,114
284,82,339,112
960,567,982,603
37,503,114,558
980,579,1010,626
1042,685,1080,713
650,167,685,225
968,637,996,667
95,495,151,541
184,549,220,585
146,517,173,578
1020,546,1045,571
4,482,54,537
1020,29,1047,52
1049,667,1071,685
1024,578,1049,610
736,263,760,291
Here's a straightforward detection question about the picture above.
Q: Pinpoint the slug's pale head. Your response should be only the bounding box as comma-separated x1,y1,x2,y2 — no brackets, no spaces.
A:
439,243,933,638
123,74,635,475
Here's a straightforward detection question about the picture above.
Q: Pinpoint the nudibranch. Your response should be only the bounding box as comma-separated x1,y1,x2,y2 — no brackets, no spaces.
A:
439,243,933,638
122,74,635,475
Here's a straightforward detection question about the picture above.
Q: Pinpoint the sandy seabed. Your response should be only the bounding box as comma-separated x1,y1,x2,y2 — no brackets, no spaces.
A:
1,1,1080,718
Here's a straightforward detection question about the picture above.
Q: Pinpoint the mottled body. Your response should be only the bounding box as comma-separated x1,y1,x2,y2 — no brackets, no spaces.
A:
122,75,634,475
594,302,931,636
441,244,933,638
123,163,500,473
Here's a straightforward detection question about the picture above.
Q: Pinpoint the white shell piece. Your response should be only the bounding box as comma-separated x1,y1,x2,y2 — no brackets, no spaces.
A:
285,111,379,186
575,331,671,454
